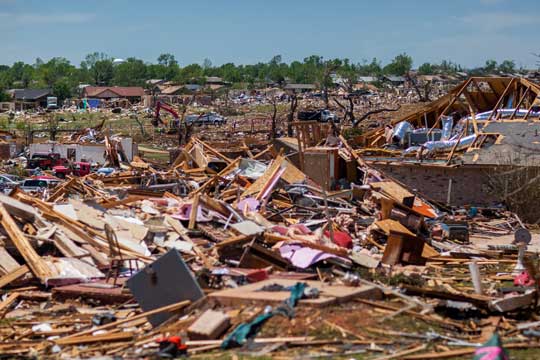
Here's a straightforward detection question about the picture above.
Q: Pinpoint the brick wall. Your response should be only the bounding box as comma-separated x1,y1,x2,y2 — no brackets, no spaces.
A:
371,163,498,207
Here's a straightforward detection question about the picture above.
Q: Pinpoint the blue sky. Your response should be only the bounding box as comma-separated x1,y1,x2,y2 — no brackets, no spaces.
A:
1,0,539,68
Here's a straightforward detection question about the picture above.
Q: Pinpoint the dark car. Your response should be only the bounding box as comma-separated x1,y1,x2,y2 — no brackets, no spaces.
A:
185,112,227,126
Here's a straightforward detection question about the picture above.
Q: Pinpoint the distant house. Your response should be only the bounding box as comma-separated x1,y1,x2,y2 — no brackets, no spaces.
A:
417,75,444,84
358,76,377,83
160,85,185,96
382,76,405,86
283,83,316,93
11,89,52,110
184,84,202,92
204,76,229,90
158,84,202,96
146,79,165,86
205,76,224,85
82,86,145,103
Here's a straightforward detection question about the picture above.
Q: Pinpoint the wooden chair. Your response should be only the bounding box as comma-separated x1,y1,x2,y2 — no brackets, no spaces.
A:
105,223,140,286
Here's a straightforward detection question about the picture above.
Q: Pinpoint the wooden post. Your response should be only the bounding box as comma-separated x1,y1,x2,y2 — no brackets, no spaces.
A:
188,194,200,230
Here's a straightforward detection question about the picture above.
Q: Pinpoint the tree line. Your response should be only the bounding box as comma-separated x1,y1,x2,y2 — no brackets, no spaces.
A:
0,52,525,102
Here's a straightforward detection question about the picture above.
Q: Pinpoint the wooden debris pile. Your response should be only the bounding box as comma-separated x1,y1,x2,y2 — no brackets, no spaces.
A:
0,135,538,358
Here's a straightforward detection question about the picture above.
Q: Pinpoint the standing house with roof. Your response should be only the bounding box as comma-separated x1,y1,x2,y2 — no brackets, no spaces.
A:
12,89,52,110
81,86,145,104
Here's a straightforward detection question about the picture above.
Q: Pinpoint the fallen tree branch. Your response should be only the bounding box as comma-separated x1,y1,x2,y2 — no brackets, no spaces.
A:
353,105,401,127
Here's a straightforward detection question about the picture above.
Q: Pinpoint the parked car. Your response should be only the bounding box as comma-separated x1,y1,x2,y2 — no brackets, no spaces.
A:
0,174,22,194
297,109,339,123
19,176,61,193
185,112,227,126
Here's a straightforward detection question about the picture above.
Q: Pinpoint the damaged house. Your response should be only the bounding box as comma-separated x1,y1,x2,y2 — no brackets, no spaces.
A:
355,76,540,220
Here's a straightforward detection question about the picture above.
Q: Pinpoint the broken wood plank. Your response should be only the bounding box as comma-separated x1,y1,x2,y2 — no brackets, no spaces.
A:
0,205,53,282
0,292,19,317
55,331,133,346
59,300,191,340
188,194,200,230
0,265,30,289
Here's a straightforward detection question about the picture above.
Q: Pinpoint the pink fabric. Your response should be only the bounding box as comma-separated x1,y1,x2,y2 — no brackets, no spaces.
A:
474,347,508,360
279,244,339,269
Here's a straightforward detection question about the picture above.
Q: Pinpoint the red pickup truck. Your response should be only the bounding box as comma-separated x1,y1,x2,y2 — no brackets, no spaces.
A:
27,153,67,170
52,162,91,179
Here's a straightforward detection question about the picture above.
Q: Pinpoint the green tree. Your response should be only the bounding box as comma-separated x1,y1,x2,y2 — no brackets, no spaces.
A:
81,52,113,85
36,57,75,88
383,53,413,76
498,60,516,74
483,59,498,74
52,78,73,103
176,63,204,84
358,58,382,76
113,57,147,86
418,62,434,75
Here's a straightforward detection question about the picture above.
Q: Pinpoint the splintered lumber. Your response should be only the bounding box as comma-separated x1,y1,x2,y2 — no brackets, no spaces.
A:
165,215,210,268
193,137,233,163
403,342,540,359
55,331,134,346
0,292,20,317
0,265,30,289
215,234,252,248
0,193,37,222
193,157,240,195
59,300,191,341
186,336,315,347
0,205,53,282
242,156,304,198
0,246,20,274
14,193,152,263
47,177,77,202
188,194,200,230
376,344,427,360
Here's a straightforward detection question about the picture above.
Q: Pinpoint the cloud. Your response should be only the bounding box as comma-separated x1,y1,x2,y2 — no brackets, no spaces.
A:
0,12,95,24
458,12,536,31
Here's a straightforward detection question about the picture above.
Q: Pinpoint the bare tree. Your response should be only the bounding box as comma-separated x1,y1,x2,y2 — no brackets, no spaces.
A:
405,72,431,102
332,75,356,125
287,93,298,136
178,94,195,145
269,96,279,139
321,61,339,109
352,105,401,128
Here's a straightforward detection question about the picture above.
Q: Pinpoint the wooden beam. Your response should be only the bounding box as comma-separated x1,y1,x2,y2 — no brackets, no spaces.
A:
510,85,530,119
488,78,516,121
58,300,191,341
0,265,30,289
0,292,20,317
56,331,134,346
188,194,200,230
0,205,53,282
462,89,479,113
428,78,472,134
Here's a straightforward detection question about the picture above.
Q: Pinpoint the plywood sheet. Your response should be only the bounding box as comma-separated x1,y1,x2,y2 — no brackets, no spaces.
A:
209,279,381,307
373,219,415,236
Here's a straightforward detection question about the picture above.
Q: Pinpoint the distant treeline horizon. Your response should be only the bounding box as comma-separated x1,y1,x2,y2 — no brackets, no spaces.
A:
0,52,533,102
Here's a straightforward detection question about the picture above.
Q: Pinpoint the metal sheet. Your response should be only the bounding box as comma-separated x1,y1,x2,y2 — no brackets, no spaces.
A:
126,249,204,327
